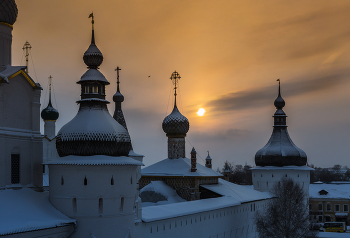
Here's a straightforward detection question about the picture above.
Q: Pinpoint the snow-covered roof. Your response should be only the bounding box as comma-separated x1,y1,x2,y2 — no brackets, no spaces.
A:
142,196,240,222
251,165,313,171
141,179,272,222
141,157,222,177
78,68,109,84
140,181,185,207
46,155,144,166
0,188,75,236
0,65,41,89
201,179,272,203
309,183,350,199
76,98,110,103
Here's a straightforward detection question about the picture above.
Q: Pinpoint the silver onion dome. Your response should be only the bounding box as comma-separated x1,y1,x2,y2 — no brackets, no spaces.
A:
162,105,189,136
0,0,18,25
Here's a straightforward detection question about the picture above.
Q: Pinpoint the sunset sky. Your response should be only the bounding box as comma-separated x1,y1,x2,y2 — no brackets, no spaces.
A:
12,0,350,169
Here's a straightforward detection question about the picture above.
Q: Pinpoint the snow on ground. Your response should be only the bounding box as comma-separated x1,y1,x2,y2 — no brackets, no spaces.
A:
0,188,75,235
318,232,350,237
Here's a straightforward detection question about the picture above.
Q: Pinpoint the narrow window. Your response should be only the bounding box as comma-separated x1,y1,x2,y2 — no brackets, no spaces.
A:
131,175,133,184
43,165,45,173
272,174,274,177
84,176,87,185
326,203,331,211
267,182,268,188
335,204,340,212
111,176,114,185
11,154,20,184
285,174,287,177
61,176,64,185
73,198,77,214
344,204,349,212
120,197,124,212
99,198,103,215
298,174,300,177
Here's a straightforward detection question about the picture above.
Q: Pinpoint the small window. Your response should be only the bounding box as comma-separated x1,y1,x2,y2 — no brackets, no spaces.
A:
120,197,124,212
11,154,20,184
61,176,64,185
326,203,331,211
318,215,323,222
73,198,77,213
318,203,323,211
344,204,349,212
335,204,340,212
285,174,287,177
266,182,268,188
99,198,103,215
84,176,87,185
272,174,274,177
309,204,312,210
111,176,114,185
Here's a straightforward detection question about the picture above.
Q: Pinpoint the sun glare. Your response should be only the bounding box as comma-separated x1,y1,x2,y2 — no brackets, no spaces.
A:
197,108,205,116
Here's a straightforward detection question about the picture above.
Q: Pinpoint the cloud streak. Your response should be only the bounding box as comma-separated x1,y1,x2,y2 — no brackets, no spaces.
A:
205,71,350,112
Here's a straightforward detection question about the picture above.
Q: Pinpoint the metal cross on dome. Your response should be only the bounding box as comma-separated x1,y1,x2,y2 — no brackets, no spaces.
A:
170,71,181,106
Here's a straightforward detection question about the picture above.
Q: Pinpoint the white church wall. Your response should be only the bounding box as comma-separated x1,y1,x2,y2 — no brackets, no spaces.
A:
49,164,138,238
135,200,268,238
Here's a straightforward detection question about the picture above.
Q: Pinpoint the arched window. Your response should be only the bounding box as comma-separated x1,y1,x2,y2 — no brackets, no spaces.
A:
130,175,133,184
111,176,114,185
120,197,124,212
61,176,64,185
84,176,87,185
99,198,103,215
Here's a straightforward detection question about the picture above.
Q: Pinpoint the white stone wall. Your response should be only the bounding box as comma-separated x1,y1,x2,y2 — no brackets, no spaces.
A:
135,200,268,238
49,164,138,238
0,73,42,189
252,169,310,199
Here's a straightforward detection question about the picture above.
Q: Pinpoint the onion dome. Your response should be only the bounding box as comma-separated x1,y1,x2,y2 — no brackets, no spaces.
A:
113,91,124,102
162,105,189,136
83,20,103,69
206,152,212,161
255,81,307,167
0,0,18,26
41,100,59,121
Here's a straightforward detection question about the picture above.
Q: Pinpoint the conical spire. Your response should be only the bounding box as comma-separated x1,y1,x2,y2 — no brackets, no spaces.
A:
41,76,59,121
113,67,130,133
255,80,307,167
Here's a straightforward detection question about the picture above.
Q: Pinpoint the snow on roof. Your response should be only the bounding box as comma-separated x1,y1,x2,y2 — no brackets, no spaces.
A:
251,165,313,171
141,179,272,222
201,179,272,203
318,232,350,238
128,150,144,157
141,157,222,177
142,196,240,222
0,65,26,83
78,68,109,84
309,184,350,199
0,188,75,235
140,181,185,207
46,155,144,166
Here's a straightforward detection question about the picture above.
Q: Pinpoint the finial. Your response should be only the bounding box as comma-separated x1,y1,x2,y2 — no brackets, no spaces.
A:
170,71,181,106
22,41,32,73
115,67,122,93
88,13,95,44
207,151,209,156
48,75,53,106
274,78,285,109
277,79,281,95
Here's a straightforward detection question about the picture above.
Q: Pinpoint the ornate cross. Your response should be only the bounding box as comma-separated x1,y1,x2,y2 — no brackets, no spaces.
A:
115,67,122,92
170,71,181,106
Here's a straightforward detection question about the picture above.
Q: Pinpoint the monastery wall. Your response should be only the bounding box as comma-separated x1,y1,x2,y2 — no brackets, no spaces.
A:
135,200,267,238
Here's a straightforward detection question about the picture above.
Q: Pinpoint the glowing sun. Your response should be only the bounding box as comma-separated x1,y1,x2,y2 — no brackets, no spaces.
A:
197,108,205,116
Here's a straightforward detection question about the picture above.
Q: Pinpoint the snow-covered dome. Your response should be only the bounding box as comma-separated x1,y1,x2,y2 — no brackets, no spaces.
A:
56,107,132,157
162,105,189,136
41,100,59,121
78,68,109,84
0,0,18,26
255,83,307,167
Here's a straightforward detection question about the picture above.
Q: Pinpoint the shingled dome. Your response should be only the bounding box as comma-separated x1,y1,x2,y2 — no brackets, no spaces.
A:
41,101,59,121
0,0,18,25
162,105,189,136
255,83,307,167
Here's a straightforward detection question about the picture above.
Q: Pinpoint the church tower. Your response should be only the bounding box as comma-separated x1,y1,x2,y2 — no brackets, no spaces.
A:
0,0,43,190
48,14,142,238
252,80,312,199
162,71,190,159
0,0,17,66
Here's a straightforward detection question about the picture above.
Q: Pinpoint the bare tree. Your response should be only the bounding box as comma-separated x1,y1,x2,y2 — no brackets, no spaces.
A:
254,178,317,238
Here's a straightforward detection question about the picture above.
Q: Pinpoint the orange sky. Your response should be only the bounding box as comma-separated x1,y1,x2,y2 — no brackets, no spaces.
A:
12,0,350,168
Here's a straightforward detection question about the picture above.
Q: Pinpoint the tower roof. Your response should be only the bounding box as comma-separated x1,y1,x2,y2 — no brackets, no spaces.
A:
0,0,18,26
162,71,189,136
41,76,59,121
255,80,307,167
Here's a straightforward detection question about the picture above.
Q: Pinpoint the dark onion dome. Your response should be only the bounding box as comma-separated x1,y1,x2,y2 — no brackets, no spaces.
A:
255,82,307,167
162,105,189,136
41,100,59,121
113,91,124,102
83,30,103,69
0,0,18,25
